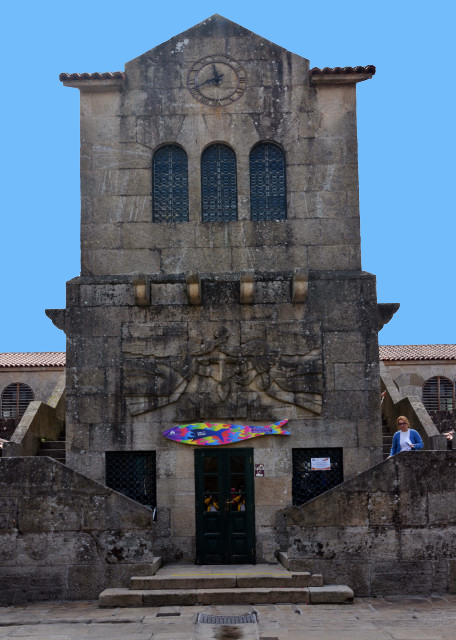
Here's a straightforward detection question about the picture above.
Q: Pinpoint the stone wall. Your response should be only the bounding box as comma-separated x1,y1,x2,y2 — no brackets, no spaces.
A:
279,451,456,595
0,457,155,605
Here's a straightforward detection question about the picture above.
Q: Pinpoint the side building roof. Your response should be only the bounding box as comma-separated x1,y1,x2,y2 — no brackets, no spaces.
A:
379,345,456,361
0,353,66,368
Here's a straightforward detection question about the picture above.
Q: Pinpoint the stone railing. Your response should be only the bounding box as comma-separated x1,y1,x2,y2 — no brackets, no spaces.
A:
2,373,66,457
0,456,155,604
380,362,445,451
278,450,456,596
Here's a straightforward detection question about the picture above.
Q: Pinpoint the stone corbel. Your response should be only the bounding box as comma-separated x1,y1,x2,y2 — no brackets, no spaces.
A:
186,273,202,305
133,275,150,307
45,309,67,333
377,303,400,331
292,270,308,304
240,271,255,304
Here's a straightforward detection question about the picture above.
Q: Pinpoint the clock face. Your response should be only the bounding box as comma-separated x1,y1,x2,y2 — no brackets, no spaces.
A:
187,54,247,107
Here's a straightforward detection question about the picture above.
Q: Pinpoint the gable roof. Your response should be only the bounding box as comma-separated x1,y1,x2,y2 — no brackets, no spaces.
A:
0,353,66,368
380,345,456,361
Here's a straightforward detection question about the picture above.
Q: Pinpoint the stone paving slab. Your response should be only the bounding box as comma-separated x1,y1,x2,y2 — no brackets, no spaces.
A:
0,597,456,639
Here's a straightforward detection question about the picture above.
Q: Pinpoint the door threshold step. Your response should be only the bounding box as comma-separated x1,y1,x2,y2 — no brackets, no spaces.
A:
129,572,322,590
99,585,353,607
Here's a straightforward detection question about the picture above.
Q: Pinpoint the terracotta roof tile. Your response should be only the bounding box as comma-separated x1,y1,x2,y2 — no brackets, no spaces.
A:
0,353,66,368
379,345,456,361
59,72,124,82
310,65,376,75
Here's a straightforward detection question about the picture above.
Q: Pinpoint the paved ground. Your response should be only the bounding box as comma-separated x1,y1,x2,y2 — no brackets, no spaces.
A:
1,596,456,639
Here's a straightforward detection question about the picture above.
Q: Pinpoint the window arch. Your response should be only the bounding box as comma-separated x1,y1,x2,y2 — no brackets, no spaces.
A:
153,145,189,223
422,376,455,411
250,142,286,221
1,383,34,419
201,144,237,222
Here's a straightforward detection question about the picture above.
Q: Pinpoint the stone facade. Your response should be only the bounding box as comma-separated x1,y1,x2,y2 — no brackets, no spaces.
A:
53,15,382,563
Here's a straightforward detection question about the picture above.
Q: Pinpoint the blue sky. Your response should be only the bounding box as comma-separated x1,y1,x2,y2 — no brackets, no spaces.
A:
1,0,454,352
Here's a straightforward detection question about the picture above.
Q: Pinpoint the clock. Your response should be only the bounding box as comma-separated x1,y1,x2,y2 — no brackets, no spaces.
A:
187,54,247,107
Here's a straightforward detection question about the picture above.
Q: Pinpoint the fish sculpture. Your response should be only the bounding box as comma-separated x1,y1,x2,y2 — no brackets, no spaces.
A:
163,420,289,446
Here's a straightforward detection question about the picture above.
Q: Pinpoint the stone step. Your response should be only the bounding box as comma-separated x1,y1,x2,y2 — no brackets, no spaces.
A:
40,441,66,450
129,571,322,590
99,585,353,607
37,450,66,462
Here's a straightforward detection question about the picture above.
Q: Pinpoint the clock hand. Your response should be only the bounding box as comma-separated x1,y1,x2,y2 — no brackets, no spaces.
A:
195,74,221,89
212,65,224,85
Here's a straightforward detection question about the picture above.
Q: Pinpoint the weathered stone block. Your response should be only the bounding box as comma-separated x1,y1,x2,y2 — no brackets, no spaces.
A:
82,248,160,275
161,247,232,273
90,142,152,170
81,116,136,144
81,169,151,197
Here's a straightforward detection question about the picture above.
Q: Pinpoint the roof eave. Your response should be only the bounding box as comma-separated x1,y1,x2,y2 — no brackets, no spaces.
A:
311,72,374,86
61,78,123,91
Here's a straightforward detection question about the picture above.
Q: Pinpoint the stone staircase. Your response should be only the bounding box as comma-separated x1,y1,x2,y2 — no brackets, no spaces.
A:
99,559,353,606
37,429,66,463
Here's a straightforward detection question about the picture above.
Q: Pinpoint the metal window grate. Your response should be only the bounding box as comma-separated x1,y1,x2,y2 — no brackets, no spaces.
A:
153,145,189,223
423,376,455,412
201,144,237,222
105,451,156,508
197,613,257,624
292,448,343,506
250,142,286,221
1,383,34,419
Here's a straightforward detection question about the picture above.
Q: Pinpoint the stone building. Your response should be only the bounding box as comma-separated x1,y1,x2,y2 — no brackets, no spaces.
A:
0,352,65,444
3,16,455,604
380,344,456,435
47,14,390,565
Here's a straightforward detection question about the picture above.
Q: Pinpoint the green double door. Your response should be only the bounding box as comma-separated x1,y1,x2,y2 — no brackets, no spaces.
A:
195,449,255,564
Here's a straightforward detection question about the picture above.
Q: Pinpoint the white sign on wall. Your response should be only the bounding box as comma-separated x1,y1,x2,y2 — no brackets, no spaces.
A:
311,457,331,471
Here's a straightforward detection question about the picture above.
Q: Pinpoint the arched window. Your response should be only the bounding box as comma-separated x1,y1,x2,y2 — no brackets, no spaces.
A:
250,142,286,221
1,383,34,419
153,145,189,222
422,376,455,411
201,144,237,222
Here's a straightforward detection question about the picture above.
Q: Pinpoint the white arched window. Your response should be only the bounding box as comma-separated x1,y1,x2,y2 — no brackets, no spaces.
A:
1,383,34,419
422,376,455,412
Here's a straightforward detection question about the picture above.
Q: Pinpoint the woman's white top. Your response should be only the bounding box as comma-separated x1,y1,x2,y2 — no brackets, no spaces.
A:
399,429,413,451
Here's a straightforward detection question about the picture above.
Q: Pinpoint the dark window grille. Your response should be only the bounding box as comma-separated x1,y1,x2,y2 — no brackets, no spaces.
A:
250,142,286,221
105,451,156,508
292,448,343,506
153,145,189,223
201,144,237,222
1,383,34,419
423,376,455,412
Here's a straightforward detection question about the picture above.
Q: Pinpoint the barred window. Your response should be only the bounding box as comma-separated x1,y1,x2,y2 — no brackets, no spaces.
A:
423,376,455,412
105,451,157,508
1,383,34,419
153,145,189,222
250,142,286,221
201,144,237,222
292,448,343,506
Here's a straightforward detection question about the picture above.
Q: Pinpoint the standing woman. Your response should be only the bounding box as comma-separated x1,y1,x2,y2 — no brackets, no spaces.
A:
390,416,424,457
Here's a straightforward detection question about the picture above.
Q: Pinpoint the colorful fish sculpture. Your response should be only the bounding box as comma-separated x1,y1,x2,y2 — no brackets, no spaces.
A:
163,420,289,446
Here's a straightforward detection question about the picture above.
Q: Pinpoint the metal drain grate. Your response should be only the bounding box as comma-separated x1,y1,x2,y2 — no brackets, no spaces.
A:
197,613,257,624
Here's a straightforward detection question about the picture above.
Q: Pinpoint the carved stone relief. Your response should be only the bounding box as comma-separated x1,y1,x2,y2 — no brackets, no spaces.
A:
122,324,323,420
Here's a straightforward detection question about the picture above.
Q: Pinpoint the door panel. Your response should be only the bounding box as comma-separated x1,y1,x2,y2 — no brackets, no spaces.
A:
195,448,255,564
